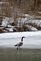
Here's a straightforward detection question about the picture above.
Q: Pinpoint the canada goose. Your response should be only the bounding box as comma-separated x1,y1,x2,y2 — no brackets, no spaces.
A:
14,36,25,50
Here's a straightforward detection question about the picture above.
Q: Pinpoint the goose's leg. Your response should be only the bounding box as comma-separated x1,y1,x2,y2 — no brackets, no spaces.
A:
17,47,18,51
19,46,21,51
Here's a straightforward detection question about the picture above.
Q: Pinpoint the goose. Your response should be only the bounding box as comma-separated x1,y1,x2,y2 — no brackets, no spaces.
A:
14,36,25,50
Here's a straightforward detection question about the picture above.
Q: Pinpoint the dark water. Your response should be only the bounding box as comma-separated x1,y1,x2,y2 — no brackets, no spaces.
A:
0,48,41,61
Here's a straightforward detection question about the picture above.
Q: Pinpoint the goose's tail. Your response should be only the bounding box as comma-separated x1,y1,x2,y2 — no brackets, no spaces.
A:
14,44,17,46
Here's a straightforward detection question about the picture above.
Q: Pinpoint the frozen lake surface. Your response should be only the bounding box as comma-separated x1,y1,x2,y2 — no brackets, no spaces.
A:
0,31,41,48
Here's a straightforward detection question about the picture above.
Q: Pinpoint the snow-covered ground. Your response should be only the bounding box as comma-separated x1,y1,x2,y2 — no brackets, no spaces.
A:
0,15,41,32
0,31,41,48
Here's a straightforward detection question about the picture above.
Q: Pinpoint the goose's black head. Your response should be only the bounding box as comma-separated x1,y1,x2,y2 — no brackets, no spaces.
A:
21,36,25,41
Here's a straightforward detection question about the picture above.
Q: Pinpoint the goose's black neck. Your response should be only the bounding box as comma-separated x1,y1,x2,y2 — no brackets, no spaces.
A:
21,37,25,41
